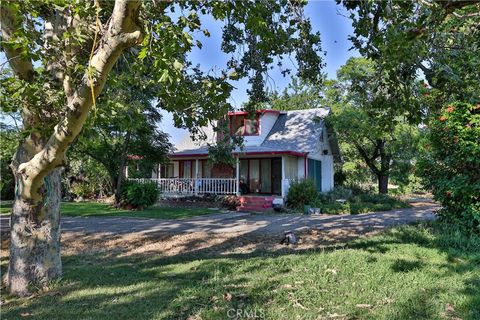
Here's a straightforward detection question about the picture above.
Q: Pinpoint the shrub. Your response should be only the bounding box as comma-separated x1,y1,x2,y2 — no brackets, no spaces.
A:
219,195,240,210
120,180,158,209
418,102,480,233
323,187,353,202
286,179,318,209
321,202,350,215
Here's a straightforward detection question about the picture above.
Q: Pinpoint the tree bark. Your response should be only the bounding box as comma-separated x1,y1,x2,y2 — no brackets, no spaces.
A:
1,0,143,296
6,168,62,296
378,173,389,194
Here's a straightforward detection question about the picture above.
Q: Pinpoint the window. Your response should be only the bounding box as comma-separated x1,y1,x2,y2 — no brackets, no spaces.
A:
244,119,259,135
230,114,260,136
160,163,174,178
308,159,322,191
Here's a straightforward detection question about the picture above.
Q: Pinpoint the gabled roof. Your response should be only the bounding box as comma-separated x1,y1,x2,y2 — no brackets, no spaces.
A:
171,108,340,161
261,108,329,154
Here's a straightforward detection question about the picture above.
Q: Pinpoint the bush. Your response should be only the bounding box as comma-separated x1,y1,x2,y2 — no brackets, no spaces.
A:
321,202,350,215
219,195,240,210
418,102,480,233
322,187,353,202
120,180,158,209
286,179,318,209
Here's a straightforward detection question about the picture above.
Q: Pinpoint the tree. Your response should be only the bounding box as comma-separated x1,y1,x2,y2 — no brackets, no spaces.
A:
338,0,480,113
267,76,324,110
0,0,323,295
0,123,19,200
418,102,480,233
329,57,420,194
73,59,172,203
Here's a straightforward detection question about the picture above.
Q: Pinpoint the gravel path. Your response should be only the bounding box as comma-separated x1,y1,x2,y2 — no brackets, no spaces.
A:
1,199,438,236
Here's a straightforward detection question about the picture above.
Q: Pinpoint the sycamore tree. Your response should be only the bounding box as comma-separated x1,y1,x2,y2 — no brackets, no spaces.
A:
0,0,323,296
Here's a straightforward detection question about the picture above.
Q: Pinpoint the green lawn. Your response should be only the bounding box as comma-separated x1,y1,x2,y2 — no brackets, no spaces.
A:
0,201,219,220
1,222,479,319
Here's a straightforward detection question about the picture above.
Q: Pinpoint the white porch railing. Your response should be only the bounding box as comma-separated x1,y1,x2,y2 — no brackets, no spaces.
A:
129,178,237,195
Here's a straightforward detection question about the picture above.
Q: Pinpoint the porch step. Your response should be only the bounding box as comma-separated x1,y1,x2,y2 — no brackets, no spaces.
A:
237,196,276,212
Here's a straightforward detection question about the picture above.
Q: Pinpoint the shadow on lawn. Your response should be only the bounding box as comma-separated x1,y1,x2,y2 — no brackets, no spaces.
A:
1,221,479,319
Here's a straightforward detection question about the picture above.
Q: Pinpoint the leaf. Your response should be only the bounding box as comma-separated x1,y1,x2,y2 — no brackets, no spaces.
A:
173,60,183,71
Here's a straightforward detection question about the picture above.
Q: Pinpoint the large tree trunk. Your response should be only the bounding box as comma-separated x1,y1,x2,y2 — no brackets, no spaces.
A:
1,0,143,296
5,169,62,296
378,174,389,194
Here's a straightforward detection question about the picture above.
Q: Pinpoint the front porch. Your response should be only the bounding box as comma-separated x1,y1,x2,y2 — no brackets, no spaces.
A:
139,153,307,197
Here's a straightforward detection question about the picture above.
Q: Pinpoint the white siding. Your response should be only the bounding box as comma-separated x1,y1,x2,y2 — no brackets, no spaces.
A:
307,124,334,192
243,112,279,146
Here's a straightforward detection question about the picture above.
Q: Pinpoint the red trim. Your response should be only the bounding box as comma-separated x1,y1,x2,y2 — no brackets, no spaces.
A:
304,156,307,178
227,109,280,116
170,151,308,158
232,151,308,157
169,153,209,158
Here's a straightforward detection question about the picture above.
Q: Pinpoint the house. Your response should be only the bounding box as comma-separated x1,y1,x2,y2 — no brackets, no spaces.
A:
149,108,341,205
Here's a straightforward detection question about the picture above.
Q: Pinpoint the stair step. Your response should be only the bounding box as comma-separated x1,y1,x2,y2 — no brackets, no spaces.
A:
237,206,270,212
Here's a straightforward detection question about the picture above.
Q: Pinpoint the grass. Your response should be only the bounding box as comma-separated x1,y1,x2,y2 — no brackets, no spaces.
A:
1,222,479,319
0,201,220,220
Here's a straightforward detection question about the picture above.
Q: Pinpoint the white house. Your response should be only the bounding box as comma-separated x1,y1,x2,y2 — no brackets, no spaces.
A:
148,108,341,205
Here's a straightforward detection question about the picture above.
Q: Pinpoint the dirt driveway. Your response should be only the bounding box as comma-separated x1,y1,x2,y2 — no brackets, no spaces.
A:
0,199,438,237
1,200,438,257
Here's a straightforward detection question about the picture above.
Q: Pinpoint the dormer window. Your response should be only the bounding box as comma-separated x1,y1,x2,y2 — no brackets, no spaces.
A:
230,114,260,136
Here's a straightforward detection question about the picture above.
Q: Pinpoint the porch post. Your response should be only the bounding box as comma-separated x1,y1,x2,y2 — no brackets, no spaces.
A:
235,156,240,196
281,155,286,197
195,159,199,195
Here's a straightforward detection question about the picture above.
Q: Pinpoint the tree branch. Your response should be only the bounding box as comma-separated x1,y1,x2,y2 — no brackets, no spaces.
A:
0,2,34,81
17,0,144,202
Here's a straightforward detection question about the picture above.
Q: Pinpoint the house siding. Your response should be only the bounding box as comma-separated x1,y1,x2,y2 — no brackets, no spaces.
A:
211,163,234,178
306,123,334,192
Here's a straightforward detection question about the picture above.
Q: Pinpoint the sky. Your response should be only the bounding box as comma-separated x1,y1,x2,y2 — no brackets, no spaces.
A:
160,0,359,144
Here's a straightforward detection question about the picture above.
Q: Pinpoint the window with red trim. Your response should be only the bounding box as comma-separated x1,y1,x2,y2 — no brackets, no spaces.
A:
230,114,259,136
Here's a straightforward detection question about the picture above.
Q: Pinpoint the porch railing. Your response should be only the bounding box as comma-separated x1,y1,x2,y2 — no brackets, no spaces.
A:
129,178,237,195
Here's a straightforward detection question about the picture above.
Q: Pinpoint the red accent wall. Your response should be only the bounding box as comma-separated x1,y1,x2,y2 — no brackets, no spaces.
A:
211,163,234,178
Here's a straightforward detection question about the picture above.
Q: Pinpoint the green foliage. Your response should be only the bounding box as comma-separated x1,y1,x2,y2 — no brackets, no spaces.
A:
312,187,409,215
0,125,18,200
286,179,318,209
120,181,159,209
321,202,350,215
418,102,480,233
339,0,480,111
267,77,324,111
328,57,421,194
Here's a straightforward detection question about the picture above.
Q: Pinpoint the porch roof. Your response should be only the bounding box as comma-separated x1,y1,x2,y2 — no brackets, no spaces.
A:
169,145,307,158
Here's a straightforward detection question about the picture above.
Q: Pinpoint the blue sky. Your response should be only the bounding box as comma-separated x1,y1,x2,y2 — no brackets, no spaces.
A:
161,0,359,144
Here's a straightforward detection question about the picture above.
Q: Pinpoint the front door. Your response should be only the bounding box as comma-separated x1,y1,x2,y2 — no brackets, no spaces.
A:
271,158,282,195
